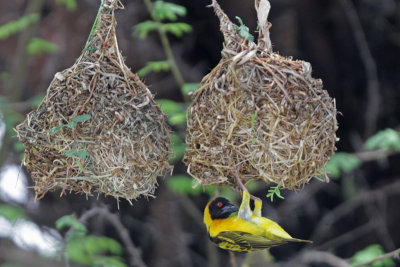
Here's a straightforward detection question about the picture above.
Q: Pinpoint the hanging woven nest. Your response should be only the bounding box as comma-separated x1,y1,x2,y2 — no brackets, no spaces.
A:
15,0,172,202
184,0,338,190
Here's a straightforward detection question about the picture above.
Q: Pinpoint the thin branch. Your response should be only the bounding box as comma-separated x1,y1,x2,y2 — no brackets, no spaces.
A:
353,247,400,267
339,0,380,137
354,148,399,162
75,206,147,267
310,180,400,243
298,251,351,267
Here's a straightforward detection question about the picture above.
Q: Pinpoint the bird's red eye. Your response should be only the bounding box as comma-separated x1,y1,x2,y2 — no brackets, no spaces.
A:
217,202,223,207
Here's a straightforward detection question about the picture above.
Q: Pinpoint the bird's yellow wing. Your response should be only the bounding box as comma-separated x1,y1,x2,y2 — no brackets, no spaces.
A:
211,231,288,252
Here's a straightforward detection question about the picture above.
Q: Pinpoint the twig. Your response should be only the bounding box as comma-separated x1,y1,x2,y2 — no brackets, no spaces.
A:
79,73,98,113
310,180,400,243
316,221,376,250
354,148,399,162
72,206,147,267
339,0,380,137
353,247,400,267
229,251,238,267
297,251,351,267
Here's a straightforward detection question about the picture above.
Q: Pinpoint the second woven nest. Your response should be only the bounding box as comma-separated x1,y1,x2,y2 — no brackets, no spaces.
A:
184,0,338,190
16,0,172,201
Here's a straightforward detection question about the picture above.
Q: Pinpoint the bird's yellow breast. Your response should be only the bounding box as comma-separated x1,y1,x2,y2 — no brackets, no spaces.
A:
208,216,264,237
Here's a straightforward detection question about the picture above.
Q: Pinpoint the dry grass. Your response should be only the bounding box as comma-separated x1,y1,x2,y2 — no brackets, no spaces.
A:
183,0,338,190
15,0,172,202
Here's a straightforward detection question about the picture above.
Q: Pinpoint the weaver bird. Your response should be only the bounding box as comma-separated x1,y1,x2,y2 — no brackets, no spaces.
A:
204,190,312,252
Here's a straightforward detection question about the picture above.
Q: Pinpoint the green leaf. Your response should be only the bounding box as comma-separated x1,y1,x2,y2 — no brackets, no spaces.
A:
55,0,78,11
168,175,214,196
170,133,186,163
55,215,86,237
365,128,400,151
26,37,58,55
133,20,161,39
65,150,90,160
0,13,40,40
72,114,91,123
0,204,28,223
181,83,200,96
266,182,284,202
66,236,123,265
137,61,170,77
152,1,187,21
155,99,181,115
233,16,254,42
350,244,395,267
49,125,65,135
325,152,361,179
168,113,186,125
162,22,192,37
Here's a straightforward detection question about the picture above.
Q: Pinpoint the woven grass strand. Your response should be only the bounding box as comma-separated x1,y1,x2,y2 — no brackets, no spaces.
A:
184,0,338,190
16,0,172,201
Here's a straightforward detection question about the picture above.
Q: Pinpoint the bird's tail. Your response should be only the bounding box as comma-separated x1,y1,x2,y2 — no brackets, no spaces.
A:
287,237,313,243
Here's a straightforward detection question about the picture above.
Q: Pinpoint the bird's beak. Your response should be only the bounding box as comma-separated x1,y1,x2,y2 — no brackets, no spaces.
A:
221,203,239,215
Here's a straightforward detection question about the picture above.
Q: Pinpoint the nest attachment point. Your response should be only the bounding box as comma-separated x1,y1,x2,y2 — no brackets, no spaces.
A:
183,0,338,190
16,0,172,201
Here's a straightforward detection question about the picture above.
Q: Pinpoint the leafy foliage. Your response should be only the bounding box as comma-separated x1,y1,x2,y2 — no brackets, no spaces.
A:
0,13,40,40
350,244,395,267
152,0,187,21
162,22,192,37
56,215,125,267
325,152,361,178
155,99,187,126
26,37,58,55
0,204,28,224
170,133,186,163
66,236,124,266
365,128,400,151
233,16,254,42
55,0,78,11
266,182,284,202
134,21,191,39
134,20,160,39
137,60,170,77
56,215,87,240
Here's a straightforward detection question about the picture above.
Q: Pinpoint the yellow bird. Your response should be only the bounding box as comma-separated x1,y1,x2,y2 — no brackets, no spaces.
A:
204,190,312,252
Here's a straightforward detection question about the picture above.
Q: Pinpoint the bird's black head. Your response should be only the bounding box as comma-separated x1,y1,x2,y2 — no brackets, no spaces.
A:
208,197,239,219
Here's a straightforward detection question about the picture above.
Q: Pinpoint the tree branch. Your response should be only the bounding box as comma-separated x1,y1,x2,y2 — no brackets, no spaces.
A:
339,0,380,138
